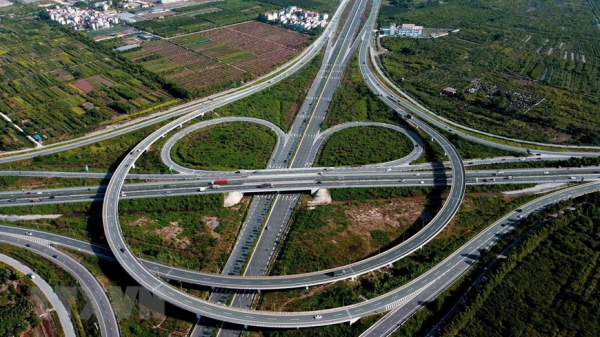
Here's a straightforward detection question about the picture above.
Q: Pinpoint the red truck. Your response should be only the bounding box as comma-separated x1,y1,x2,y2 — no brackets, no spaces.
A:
211,179,228,185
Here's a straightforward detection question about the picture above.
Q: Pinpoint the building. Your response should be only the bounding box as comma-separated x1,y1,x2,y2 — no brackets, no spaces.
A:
261,6,328,31
398,23,423,37
441,87,457,96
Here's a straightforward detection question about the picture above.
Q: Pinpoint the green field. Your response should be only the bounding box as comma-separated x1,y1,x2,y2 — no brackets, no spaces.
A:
378,0,600,145
170,122,277,171
0,262,42,336
323,56,396,127
262,184,540,319
316,126,414,166
0,18,180,150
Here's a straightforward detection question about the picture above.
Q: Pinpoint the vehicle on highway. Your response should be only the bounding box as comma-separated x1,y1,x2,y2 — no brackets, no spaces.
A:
260,183,274,188
25,244,31,247
211,179,228,185
544,171,550,174
8,198,16,202
314,315,322,320
197,187,207,192
121,192,126,197
516,208,523,212
52,255,58,259
120,248,126,253
28,273,35,280
212,185,221,189
330,270,346,276
316,181,322,184
570,176,577,180
36,192,42,195
49,195,55,199
164,191,171,195
420,181,425,184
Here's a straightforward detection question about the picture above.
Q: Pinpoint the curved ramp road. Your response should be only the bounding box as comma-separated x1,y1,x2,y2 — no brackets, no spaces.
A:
100,0,465,329
0,253,77,337
310,122,424,167
161,117,288,174
0,0,351,165
359,181,600,337
0,236,119,336
358,5,600,157
161,120,424,174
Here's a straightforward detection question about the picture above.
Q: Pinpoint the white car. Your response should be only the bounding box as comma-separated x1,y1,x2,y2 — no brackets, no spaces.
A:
420,181,425,184
314,315,322,320
543,171,550,174
25,232,32,236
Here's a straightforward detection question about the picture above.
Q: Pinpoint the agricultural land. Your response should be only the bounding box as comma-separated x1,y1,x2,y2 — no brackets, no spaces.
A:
119,21,310,98
0,18,179,150
378,0,599,145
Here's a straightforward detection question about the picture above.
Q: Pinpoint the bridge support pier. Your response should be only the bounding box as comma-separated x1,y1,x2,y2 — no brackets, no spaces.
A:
224,192,244,207
349,317,359,325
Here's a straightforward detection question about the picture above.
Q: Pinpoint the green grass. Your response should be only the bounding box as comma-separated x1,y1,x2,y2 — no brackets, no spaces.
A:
170,122,277,171
0,119,174,173
316,126,414,166
0,193,250,274
0,176,104,192
215,52,324,131
323,55,397,128
60,249,197,336
263,184,541,313
378,0,600,145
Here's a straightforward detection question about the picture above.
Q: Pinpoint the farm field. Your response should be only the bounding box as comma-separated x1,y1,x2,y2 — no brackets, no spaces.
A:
0,18,177,151
123,21,310,97
378,0,600,145
132,0,279,37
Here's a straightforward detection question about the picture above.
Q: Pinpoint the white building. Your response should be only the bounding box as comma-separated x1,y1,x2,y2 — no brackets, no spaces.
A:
398,23,423,37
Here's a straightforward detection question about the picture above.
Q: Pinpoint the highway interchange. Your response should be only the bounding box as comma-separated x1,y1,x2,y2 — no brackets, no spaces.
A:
0,0,599,335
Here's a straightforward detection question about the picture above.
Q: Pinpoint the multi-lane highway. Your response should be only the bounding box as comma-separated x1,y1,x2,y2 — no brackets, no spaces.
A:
0,235,119,336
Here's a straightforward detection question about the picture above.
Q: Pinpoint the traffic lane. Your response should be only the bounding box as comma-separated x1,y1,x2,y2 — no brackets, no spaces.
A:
3,174,597,209
0,253,77,337
359,181,600,337
0,236,119,337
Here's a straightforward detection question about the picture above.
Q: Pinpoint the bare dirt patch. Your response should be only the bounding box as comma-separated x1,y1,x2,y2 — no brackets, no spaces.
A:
202,216,221,239
153,222,191,250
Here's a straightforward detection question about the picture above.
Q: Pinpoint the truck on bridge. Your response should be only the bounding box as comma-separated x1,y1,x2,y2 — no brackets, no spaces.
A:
211,179,228,185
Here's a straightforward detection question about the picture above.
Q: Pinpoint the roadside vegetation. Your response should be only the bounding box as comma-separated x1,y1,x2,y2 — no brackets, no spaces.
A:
0,176,104,192
260,184,543,313
0,262,44,336
0,243,99,336
378,0,599,145
0,194,248,273
323,56,397,127
0,119,172,173
215,53,324,132
316,126,414,166
467,156,600,171
170,122,277,171
439,192,600,337
61,249,197,336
